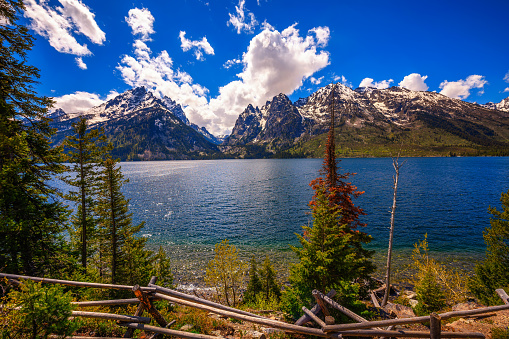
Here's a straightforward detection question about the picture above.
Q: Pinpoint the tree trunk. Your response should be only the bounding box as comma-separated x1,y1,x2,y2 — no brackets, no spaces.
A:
382,155,405,306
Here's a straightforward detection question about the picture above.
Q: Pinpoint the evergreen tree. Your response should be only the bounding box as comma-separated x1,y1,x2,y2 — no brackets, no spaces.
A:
469,189,509,305
95,157,173,290
244,256,262,303
63,117,109,270
286,83,374,311
96,157,144,284
259,256,280,301
0,0,69,275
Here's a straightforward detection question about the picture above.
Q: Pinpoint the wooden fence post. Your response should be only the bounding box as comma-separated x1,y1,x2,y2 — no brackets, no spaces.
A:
430,313,441,339
124,276,158,338
312,290,335,325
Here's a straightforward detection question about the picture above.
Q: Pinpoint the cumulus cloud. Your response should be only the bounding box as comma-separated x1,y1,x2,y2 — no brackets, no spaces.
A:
179,31,214,61
126,8,154,41
439,75,487,99
504,88,509,93
334,75,352,87
75,56,87,69
227,0,257,34
399,73,429,91
117,11,330,135
53,91,103,113
359,77,394,89
23,0,105,57
52,89,120,113
504,71,509,83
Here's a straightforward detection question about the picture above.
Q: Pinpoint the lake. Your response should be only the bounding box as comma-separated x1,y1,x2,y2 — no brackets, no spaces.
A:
114,157,509,282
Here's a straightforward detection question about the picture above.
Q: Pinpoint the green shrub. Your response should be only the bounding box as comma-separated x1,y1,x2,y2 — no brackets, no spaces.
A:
469,189,509,306
1,280,79,339
492,327,509,339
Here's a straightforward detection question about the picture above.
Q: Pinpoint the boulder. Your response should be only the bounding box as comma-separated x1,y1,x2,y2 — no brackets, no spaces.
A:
384,302,416,318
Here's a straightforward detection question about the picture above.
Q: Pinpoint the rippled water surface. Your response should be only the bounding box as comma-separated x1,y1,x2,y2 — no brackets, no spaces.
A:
122,157,509,252
62,157,509,281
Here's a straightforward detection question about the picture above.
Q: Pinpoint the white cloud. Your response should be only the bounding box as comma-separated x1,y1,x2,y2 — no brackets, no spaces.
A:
309,26,330,48
117,14,329,135
58,0,105,44
52,89,120,113
227,0,258,34
310,76,324,85
223,58,242,69
504,71,509,83
359,77,394,89
503,88,509,93
399,73,429,91
75,56,87,69
179,31,214,61
23,0,104,57
126,8,154,41
439,75,487,100
53,91,104,113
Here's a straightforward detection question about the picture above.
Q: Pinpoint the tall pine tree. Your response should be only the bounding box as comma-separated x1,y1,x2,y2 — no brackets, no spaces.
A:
96,157,144,284
0,0,68,275
287,83,374,310
63,117,109,270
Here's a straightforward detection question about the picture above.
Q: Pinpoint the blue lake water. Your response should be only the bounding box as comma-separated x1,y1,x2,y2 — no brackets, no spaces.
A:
55,157,509,281
119,157,508,258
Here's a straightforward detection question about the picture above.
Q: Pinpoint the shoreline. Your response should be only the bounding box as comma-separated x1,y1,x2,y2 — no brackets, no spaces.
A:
153,243,485,289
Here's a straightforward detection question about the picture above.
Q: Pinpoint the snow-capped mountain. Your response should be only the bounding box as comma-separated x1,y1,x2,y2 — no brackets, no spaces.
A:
51,87,220,160
482,97,509,112
223,84,509,156
54,86,221,145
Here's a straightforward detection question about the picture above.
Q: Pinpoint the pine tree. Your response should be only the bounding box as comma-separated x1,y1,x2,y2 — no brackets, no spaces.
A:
259,256,280,301
96,157,144,284
244,257,262,303
286,83,374,310
63,117,109,270
0,0,69,275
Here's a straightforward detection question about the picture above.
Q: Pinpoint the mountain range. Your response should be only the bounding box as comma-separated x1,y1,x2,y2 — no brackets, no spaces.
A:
50,85,509,160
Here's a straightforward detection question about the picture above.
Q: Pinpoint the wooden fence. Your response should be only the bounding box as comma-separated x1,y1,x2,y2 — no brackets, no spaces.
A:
2,272,509,339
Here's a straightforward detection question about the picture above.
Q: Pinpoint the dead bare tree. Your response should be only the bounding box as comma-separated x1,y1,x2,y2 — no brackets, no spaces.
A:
381,150,406,307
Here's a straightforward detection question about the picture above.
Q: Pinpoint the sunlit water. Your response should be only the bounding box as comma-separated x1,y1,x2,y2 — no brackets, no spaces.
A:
55,157,509,284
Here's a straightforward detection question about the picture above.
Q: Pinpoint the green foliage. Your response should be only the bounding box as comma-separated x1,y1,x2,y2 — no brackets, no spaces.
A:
491,327,509,339
244,256,280,305
469,189,509,306
259,256,281,301
63,117,110,269
1,280,79,338
0,0,70,276
288,185,374,311
412,236,446,315
205,239,247,307
244,257,262,303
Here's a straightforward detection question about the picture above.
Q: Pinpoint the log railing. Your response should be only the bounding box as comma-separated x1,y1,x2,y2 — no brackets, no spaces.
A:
2,272,508,339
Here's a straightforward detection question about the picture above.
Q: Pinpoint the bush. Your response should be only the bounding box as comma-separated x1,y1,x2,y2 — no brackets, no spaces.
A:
205,239,247,307
1,280,79,338
469,189,509,306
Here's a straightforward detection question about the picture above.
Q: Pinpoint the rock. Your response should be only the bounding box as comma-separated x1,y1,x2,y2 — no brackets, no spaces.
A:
180,324,194,331
384,302,416,318
211,330,224,337
402,290,417,299
452,302,482,312
245,330,266,339
409,299,419,308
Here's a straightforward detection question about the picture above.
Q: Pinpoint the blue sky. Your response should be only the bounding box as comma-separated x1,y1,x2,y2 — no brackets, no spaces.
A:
22,0,509,135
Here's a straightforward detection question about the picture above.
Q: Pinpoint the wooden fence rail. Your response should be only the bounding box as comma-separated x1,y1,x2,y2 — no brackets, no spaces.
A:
4,272,509,338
